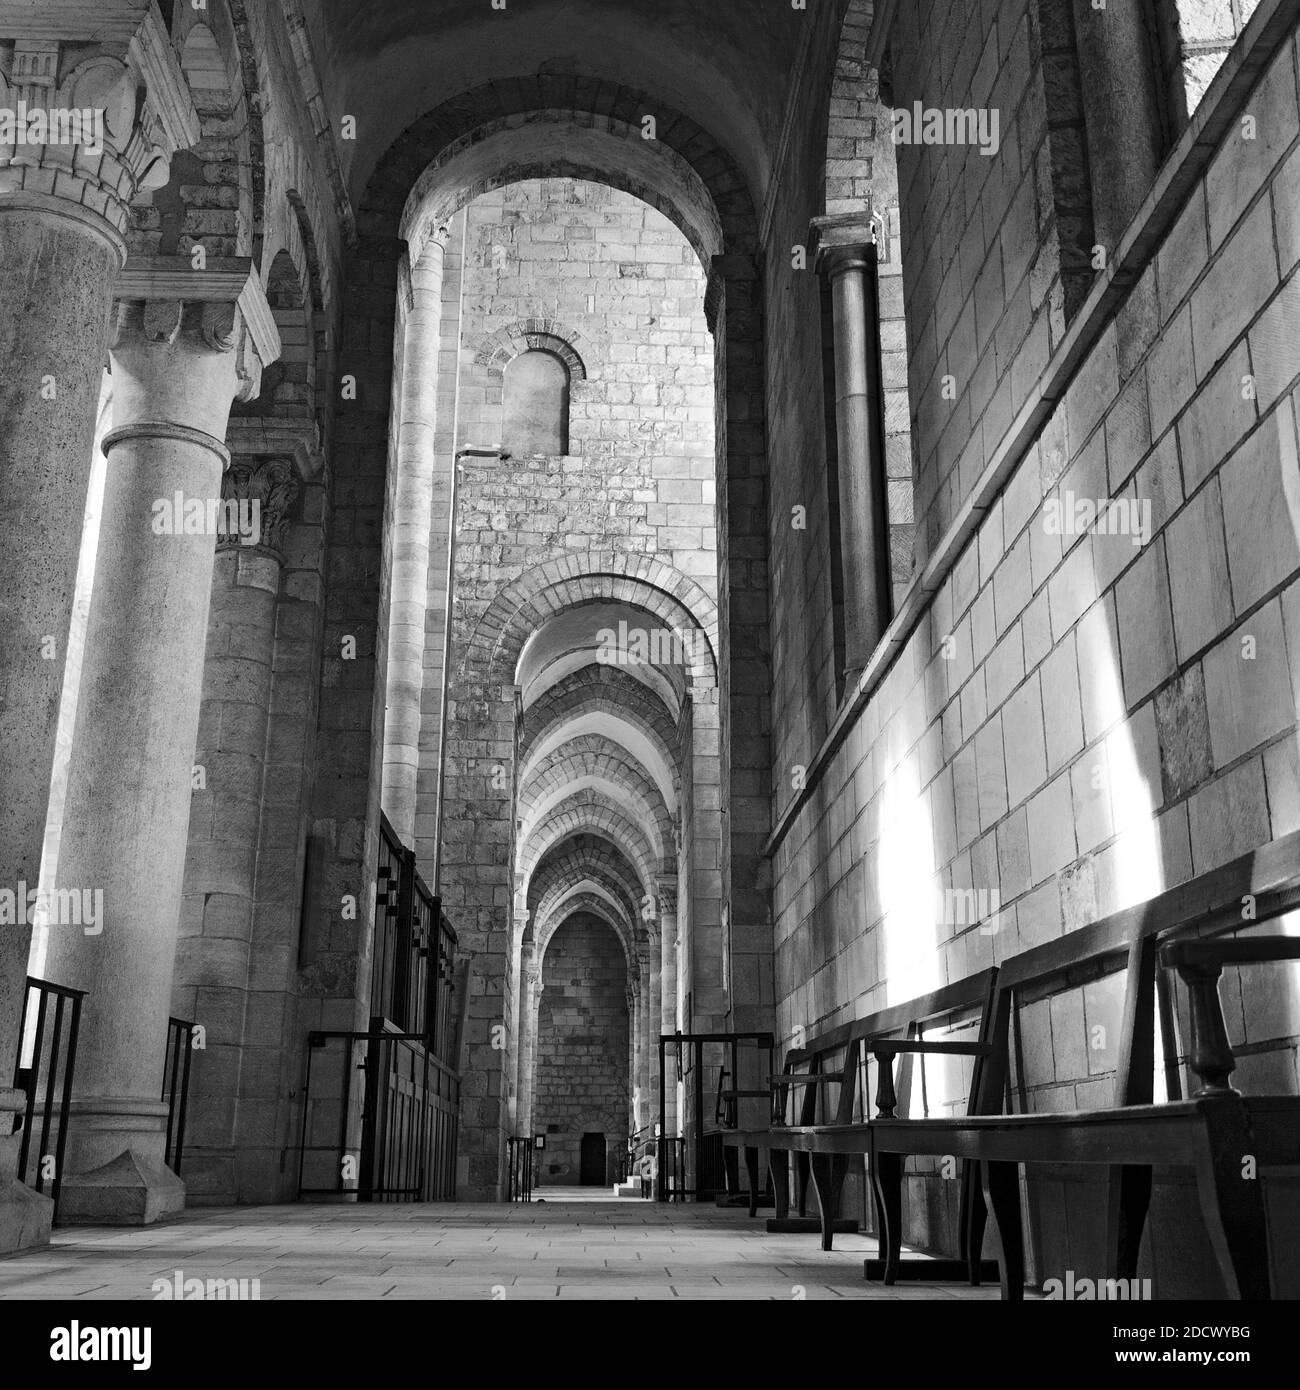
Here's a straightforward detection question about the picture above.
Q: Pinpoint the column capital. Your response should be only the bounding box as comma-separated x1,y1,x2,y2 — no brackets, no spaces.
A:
655,876,678,917
216,456,299,562
0,7,201,255
225,417,323,483
811,210,887,276
104,263,281,470
114,256,280,401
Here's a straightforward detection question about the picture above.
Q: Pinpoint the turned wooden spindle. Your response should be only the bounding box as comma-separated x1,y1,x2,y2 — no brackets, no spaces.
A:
874,1049,897,1118
1175,961,1239,1098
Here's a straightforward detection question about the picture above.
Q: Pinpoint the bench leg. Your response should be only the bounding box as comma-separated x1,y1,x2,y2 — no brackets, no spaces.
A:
810,1154,848,1251
770,1149,791,1220
723,1143,740,1196
744,1146,760,1219
795,1153,810,1217
980,1160,1024,1301
963,1161,988,1285
1105,1164,1152,1280
1195,1109,1271,1300
871,1151,904,1284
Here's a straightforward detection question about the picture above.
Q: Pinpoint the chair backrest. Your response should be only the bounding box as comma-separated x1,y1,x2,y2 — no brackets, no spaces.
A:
971,828,1300,1117
778,967,1000,1125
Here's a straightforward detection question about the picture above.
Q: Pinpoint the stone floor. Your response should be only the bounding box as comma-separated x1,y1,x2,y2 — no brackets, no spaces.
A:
0,1201,1009,1300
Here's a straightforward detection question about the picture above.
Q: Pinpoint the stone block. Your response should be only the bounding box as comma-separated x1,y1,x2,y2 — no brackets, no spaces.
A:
1155,663,1214,803
1220,401,1300,612
1040,630,1085,773
1115,539,1176,707
1202,599,1294,768
1026,772,1076,884
1190,198,1278,379
1165,476,1234,662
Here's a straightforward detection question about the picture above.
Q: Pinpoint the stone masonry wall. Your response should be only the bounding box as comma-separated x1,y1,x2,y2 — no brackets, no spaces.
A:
765,0,1300,1296
534,914,630,1185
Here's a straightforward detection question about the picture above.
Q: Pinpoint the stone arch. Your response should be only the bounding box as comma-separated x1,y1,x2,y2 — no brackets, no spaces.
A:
518,744,673,863
529,834,647,919
535,891,637,966
476,321,588,381
520,789,669,890
521,665,680,771
520,706,679,819
397,105,730,272
536,898,638,982
470,559,720,692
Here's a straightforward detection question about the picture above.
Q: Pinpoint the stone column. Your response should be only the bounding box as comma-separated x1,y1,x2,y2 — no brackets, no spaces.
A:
43,262,278,1223
657,878,679,1138
381,235,449,841
625,979,640,1152
517,951,541,1138
813,213,891,681
644,923,661,1140
0,12,198,1252
173,437,303,1202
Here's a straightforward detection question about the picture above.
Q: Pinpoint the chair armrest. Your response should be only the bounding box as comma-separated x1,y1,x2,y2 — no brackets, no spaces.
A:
1160,938,1300,969
1158,937,1300,1095
869,1041,993,1118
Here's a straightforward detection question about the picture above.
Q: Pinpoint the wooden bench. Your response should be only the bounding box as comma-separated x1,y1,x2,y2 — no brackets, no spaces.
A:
782,832,1300,1299
722,968,1000,1277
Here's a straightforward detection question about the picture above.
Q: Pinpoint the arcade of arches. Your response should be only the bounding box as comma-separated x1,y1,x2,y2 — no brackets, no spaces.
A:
2,0,1300,1301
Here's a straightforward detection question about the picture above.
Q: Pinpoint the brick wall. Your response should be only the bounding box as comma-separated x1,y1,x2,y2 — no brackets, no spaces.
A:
534,913,631,1185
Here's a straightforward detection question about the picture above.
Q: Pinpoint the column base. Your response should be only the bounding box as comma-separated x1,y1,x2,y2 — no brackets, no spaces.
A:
56,1097,185,1225
56,1151,185,1227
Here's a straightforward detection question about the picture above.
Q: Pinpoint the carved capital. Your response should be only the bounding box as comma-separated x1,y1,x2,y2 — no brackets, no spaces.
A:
112,257,281,407
656,876,678,918
216,456,299,560
224,417,323,483
0,7,200,250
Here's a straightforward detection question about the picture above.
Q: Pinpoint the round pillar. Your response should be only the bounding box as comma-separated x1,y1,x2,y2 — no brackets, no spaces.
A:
45,284,276,1224
382,237,448,840
816,222,891,681
0,19,199,1251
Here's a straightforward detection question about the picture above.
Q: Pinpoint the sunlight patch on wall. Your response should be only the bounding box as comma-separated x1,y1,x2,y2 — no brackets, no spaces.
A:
878,771,940,1006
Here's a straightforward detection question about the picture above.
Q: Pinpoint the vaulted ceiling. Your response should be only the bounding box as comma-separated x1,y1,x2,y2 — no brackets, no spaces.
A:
301,0,812,209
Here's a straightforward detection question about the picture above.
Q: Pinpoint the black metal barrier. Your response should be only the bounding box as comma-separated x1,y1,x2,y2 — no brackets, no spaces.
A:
12,977,84,1215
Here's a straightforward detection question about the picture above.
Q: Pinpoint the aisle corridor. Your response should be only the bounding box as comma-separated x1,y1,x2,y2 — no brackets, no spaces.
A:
0,1205,1005,1302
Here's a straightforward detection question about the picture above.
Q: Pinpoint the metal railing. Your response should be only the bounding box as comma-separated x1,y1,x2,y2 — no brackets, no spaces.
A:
12,977,84,1215
298,1026,459,1201
656,1031,775,1200
506,1136,534,1202
373,814,457,1058
162,1016,195,1174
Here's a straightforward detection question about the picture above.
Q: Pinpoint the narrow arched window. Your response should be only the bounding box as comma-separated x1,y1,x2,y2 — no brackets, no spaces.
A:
503,350,570,455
